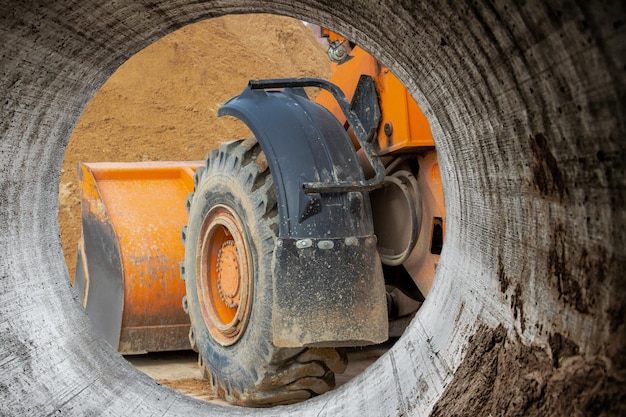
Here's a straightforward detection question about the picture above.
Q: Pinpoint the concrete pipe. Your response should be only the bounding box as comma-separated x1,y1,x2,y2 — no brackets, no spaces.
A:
1,1,624,416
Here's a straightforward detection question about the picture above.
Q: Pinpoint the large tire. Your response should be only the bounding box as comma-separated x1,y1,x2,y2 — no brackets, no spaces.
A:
182,138,347,406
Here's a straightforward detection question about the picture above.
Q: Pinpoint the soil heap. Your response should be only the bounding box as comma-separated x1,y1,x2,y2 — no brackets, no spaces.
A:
59,14,330,278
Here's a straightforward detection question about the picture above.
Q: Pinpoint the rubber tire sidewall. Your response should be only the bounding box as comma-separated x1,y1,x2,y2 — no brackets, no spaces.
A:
184,161,276,392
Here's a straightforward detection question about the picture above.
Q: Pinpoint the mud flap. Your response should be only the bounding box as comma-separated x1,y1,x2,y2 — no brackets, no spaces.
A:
273,236,387,347
219,78,388,347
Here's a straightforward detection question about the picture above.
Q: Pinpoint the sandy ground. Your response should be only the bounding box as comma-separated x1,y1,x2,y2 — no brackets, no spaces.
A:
59,14,331,279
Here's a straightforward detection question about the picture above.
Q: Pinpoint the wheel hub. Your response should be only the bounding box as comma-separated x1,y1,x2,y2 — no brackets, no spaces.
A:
216,240,240,308
196,205,252,346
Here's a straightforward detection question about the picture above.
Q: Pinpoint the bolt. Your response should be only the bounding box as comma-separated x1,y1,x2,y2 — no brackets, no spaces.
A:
327,41,348,62
384,122,393,137
317,240,335,250
296,238,313,249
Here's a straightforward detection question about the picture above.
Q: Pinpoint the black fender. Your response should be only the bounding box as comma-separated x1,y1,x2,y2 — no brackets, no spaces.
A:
218,79,388,347
219,78,380,238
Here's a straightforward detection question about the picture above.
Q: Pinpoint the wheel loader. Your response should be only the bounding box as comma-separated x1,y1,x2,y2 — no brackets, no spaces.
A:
73,28,445,406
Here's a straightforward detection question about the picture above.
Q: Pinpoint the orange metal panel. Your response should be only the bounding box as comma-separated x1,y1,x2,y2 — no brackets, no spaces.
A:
375,69,435,153
315,43,434,155
79,161,201,353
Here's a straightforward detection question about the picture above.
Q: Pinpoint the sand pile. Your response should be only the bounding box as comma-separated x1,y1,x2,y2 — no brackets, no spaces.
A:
59,14,330,277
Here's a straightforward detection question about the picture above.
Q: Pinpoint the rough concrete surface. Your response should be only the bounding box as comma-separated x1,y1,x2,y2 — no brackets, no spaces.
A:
1,1,624,416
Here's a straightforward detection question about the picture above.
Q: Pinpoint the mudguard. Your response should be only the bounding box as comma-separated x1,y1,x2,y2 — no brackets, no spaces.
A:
218,79,388,347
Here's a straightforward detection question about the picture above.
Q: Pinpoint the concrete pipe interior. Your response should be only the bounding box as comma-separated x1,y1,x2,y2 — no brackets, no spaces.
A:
1,1,624,416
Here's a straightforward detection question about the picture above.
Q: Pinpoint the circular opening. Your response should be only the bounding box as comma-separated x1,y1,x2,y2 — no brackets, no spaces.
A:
197,205,252,346
58,13,444,406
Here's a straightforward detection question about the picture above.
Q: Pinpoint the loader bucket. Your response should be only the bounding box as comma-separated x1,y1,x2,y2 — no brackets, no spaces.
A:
74,161,201,354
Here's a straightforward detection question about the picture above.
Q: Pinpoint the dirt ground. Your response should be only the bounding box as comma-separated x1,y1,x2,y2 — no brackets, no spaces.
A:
58,14,331,279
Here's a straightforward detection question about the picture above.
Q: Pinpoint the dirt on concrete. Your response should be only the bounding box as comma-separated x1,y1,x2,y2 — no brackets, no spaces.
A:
58,14,330,279
430,325,626,417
